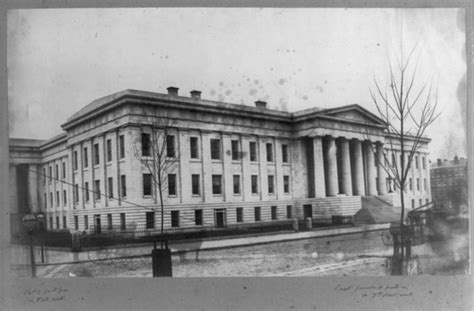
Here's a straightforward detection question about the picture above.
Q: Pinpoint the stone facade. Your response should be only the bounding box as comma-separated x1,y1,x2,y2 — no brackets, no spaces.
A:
9,87,432,235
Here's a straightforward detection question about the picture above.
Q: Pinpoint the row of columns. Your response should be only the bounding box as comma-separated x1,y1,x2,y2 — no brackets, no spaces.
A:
314,136,387,198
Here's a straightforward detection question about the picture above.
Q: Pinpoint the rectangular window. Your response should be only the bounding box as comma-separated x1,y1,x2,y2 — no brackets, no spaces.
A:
143,174,152,196
415,156,419,169
254,206,261,222
251,175,258,194
236,207,243,223
283,175,290,193
120,213,126,230
412,199,415,209
121,175,127,197
210,139,221,160
55,164,59,179
233,175,241,194
249,141,257,162
266,143,273,162
44,193,47,209
119,135,125,159
168,174,177,196
231,140,240,160
74,185,79,203
191,174,200,195
268,175,275,194
141,133,150,156
171,210,180,227
94,180,101,200
166,135,176,157
73,151,78,170
391,153,396,167
49,217,53,229
83,147,88,168
85,182,90,202
212,175,222,195
43,168,46,184
49,166,52,182
63,190,67,205
56,216,60,229
286,205,292,219
63,216,67,229
422,156,426,169
107,214,112,230
146,212,155,229
282,144,289,163
419,199,423,207
195,209,203,226
190,137,199,159
106,139,112,162
423,178,427,191
84,215,89,230
271,206,277,220
416,178,420,191
50,192,53,207
56,191,60,207
93,143,99,165
409,178,413,191
74,216,79,230
108,177,113,198
62,162,66,179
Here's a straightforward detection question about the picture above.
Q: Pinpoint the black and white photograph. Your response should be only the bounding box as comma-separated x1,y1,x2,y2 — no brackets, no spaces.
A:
2,3,472,310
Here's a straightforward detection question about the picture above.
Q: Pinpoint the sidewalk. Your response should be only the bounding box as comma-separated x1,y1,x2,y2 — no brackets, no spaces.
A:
12,223,390,266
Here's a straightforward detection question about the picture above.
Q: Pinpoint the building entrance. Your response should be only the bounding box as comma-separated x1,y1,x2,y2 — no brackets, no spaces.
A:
303,204,312,219
214,209,226,228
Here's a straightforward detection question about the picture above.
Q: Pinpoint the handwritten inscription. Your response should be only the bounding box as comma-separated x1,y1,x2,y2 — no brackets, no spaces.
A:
334,283,413,299
24,287,69,303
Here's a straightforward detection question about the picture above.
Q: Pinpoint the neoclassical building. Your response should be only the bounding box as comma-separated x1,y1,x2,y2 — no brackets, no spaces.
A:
9,87,431,235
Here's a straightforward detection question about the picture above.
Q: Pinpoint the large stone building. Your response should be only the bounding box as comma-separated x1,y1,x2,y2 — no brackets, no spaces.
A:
9,87,431,236
430,156,468,214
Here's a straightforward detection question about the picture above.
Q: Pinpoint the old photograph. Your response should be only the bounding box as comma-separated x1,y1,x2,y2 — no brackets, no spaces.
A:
7,7,468,281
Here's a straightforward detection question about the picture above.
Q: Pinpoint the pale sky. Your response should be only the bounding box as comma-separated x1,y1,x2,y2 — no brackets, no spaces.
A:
7,8,467,160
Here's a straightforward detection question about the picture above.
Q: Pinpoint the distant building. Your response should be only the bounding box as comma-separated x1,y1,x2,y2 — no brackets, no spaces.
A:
430,156,468,214
9,87,431,236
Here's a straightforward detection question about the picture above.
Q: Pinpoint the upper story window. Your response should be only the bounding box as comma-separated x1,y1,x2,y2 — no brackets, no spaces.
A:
43,168,46,184
283,175,290,193
94,180,101,200
73,151,78,171
143,174,152,196
212,175,222,195
249,141,257,162
191,174,200,195
282,144,289,163
168,174,177,196
55,164,58,179
93,143,100,165
83,147,88,168
266,143,273,162
106,139,112,162
166,135,176,158
49,166,52,182
231,140,240,161
268,175,275,194
210,139,221,160
141,133,151,157
233,175,241,195
190,137,199,159
251,175,258,194
121,175,127,198
119,135,125,159
415,156,419,169
422,156,426,170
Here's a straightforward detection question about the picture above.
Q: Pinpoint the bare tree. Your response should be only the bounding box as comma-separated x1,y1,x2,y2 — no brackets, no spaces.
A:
369,43,440,273
133,108,179,249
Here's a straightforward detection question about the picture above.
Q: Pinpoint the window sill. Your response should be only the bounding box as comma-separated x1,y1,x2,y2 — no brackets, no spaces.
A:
190,158,201,162
233,193,241,196
168,195,178,198
211,159,223,163
119,158,125,163
212,194,223,197
143,195,153,198
231,160,242,164
192,194,201,197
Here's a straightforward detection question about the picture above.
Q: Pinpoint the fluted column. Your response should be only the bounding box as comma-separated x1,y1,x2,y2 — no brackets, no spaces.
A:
325,136,339,196
352,139,365,196
340,138,352,196
313,136,326,198
365,141,377,196
376,142,387,195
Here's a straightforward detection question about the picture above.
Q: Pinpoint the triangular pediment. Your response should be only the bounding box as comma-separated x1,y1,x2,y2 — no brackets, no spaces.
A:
318,104,387,127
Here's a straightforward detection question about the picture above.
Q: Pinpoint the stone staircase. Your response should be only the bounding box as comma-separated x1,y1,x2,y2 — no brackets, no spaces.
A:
354,196,401,224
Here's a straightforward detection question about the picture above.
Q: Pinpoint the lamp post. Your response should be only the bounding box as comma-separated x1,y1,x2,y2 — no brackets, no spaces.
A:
22,214,38,278
36,214,45,263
